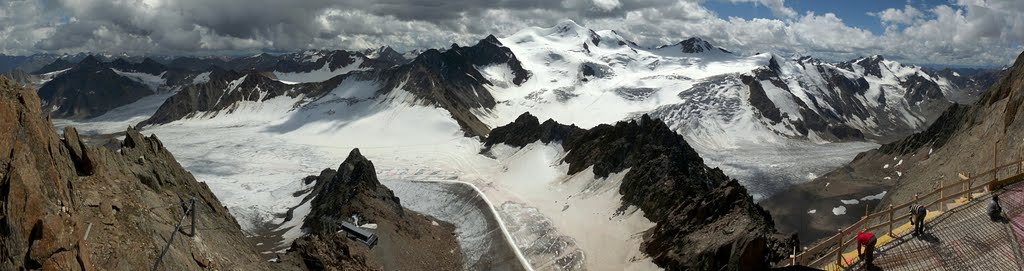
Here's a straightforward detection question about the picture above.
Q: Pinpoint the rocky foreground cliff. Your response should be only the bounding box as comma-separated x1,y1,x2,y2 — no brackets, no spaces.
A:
0,75,271,270
484,112,793,270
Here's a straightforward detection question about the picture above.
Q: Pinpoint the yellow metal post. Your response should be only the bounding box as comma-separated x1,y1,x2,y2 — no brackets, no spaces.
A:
887,204,894,237
837,229,844,268
994,141,999,182
968,173,973,200
940,179,946,212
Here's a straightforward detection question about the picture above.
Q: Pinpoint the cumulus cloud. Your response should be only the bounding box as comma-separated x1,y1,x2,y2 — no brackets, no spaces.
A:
869,5,924,26
0,0,1021,65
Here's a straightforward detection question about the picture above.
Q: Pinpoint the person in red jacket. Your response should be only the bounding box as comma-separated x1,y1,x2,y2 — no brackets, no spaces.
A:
857,231,878,267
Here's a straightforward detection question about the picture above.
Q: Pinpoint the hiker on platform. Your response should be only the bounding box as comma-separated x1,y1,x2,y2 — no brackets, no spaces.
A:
989,194,1003,221
909,204,927,235
856,231,877,267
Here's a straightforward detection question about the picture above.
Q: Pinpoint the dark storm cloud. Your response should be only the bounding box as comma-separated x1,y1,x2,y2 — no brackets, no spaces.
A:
0,0,1021,65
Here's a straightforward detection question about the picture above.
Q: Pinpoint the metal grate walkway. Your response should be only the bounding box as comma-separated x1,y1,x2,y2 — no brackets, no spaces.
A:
845,183,1024,271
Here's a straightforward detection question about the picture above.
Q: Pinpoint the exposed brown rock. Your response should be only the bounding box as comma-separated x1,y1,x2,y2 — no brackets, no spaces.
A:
0,75,273,270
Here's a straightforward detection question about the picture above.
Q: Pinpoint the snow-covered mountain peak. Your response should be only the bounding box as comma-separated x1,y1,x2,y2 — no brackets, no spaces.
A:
550,19,590,36
656,37,731,55
591,29,641,49
505,19,604,50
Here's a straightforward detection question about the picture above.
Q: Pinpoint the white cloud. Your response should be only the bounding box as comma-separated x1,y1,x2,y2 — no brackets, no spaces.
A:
0,0,1020,66
869,5,924,25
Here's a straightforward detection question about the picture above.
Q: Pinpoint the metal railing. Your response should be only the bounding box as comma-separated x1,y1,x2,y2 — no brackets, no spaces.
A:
788,158,1024,268
153,196,197,271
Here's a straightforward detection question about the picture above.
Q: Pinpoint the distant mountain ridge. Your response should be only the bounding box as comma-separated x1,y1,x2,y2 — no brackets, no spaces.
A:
25,21,1000,148
37,55,196,119
138,35,531,137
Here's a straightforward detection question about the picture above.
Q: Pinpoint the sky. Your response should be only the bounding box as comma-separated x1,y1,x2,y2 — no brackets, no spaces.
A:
0,0,1022,65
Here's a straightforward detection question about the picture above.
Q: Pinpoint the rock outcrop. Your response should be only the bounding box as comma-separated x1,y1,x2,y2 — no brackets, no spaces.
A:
657,37,732,54
36,55,195,119
380,35,530,136
286,149,463,271
142,35,530,138
484,112,791,270
138,69,343,126
37,55,156,119
0,75,271,270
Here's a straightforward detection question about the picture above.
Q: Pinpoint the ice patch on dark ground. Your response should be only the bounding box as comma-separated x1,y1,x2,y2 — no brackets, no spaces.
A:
690,139,878,202
383,181,528,271
499,202,585,271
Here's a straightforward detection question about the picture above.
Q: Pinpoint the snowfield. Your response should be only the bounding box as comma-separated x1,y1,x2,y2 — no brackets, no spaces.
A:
48,20,972,271
61,88,658,269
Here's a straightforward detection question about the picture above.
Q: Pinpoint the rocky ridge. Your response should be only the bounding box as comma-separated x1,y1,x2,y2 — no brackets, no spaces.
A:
37,55,196,119
0,75,270,270
285,148,464,271
378,35,530,136
138,68,345,126
484,112,791,270
141,35,531,137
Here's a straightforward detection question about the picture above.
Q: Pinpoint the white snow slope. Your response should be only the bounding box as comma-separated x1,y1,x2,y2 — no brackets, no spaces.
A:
57,20,975,271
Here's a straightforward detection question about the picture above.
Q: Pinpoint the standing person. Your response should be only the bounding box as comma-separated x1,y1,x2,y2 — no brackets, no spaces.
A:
857,231,877,267
989,194,1003,221
910,204,928,235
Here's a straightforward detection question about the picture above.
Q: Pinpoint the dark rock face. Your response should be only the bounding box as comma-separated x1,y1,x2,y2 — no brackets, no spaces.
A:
838,55,886,78
484,112,790,270
380,35,530,136
363,46,409,66
291,233,377,271
979,51,1024,130
139,69,343,126
301,149,404,233
36,55,199,120
580,62,613,81
225,53,282,71
878,104,969,155
33,58,75,74
644,180,783,270
658,37,731,54
483,112,585,148
741,67,868,142
558,115,728,217
143,35,529,138
37,56,156,119
902,74,944,105
0,75,271,270
0,54,29,73
288,148,464,271
742,73,784,124
928,67,1002,103
0,54,72,75
273,50,395,74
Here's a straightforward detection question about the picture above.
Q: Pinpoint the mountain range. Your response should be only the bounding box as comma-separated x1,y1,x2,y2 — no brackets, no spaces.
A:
3,19,1017,270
